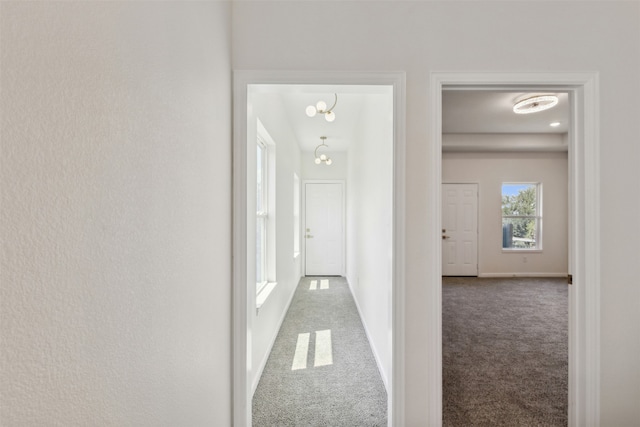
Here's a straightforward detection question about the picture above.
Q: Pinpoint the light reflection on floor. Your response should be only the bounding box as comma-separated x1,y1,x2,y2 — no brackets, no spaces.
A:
293,278,335,370
291,332,310,371
314,329,333,367
309,279,330,291
291,329,333,370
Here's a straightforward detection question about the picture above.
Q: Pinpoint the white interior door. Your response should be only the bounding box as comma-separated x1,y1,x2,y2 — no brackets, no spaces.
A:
442,183,478,276
305,182,344,276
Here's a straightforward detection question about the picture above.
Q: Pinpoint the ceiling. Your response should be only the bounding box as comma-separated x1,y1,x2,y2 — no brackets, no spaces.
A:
442,90,570,134
252,85,570,152
251,84,389,152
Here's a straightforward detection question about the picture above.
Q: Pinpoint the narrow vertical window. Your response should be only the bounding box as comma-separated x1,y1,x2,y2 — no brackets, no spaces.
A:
256,139,268,293
502,183,542,250
293,173,300,258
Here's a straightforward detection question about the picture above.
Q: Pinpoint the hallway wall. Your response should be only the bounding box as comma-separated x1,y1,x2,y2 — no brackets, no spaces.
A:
247,92,303,392
346,92,394,388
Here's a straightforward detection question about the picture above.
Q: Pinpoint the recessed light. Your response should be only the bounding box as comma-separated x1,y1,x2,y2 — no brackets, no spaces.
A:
550,122,561,127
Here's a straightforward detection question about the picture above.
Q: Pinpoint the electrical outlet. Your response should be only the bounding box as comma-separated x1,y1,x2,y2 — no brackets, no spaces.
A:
522,256,528,263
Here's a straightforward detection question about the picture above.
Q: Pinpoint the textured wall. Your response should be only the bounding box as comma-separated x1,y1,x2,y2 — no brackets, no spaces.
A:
1,2,231,425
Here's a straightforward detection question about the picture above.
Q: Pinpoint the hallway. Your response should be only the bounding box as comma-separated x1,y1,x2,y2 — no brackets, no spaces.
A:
252,277,387,426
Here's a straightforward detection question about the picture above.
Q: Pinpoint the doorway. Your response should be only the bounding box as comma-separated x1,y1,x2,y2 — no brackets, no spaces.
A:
304,181,344,276
428,72,601,426
441,89,570,423
233,71,406,427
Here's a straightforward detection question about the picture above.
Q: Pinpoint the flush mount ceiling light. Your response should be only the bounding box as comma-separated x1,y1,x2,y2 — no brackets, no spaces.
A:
513,95,559,114
306,94,338,122
314,136,332,166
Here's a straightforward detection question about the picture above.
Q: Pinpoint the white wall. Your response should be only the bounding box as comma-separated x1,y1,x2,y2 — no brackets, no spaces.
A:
232,2,640,424
1,2,231,426
247,92,302,392
443,149,568,277
346,93,394,388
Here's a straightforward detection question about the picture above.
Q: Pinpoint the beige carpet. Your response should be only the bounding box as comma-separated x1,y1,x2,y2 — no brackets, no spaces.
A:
253,276,387,426
443,277,568,427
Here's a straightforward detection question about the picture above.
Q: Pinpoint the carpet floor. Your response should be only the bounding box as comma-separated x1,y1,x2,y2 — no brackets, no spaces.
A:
443,277,568,427
252,276,387,427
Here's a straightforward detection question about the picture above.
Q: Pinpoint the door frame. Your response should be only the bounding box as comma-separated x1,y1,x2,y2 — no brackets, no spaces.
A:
428,72,600,426
233,71,406,427
302,180,346,277
441,182,479,277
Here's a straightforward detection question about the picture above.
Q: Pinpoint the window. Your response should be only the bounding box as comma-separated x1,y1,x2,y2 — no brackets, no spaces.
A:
256,139,268,293
255,119,276,305
293,173,300,258
502,183,542,250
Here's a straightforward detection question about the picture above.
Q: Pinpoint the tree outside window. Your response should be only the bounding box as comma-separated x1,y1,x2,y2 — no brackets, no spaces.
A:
502,183,542,250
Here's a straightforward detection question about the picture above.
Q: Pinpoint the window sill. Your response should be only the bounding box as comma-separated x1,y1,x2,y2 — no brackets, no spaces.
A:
256,282,277,314
502,249,543,253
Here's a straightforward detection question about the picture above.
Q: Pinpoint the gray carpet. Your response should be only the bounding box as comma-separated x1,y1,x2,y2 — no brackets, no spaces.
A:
443,277,568,427
253,276,387,427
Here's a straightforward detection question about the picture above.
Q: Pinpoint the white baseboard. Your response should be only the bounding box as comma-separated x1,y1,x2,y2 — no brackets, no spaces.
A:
478,272,568,278
346,276,389,393
251,277,300,396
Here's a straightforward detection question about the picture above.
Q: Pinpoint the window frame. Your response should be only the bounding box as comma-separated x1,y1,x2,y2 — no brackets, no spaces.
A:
501,182,543,251
256,137,268,294
293,173,300,258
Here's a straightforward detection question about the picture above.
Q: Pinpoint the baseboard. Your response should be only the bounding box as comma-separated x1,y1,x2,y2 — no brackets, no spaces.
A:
478,272,568,278
346,276,389,393
251,276,300,396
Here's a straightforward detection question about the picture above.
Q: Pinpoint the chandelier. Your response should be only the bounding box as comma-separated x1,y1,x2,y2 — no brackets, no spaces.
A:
306,94,338,122
314,136,332,166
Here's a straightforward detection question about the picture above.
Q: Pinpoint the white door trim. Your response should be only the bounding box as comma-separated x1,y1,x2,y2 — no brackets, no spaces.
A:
233,70,406,427
429,72,600,426
302,180,346,277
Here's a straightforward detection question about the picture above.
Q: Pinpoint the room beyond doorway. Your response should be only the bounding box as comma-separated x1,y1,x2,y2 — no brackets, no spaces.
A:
428,72,601,426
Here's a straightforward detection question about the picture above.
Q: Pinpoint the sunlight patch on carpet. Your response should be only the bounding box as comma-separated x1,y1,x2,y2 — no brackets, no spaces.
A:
291,333,310,370
314,329,333,367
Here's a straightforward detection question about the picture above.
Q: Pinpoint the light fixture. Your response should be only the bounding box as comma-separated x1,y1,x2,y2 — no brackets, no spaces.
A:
306,94,338,122
550,121,561,127
314,136,332,166
513,95,559,114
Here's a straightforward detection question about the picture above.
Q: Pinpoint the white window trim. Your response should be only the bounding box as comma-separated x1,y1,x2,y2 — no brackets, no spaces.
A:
256,138,268,295
293,173,300,259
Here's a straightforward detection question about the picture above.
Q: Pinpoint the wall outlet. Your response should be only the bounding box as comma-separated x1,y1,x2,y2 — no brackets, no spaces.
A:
522,256,528,263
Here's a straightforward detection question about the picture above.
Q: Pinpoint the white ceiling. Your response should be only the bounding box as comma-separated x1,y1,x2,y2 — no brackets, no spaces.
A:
252,85,570,152
442,90,570,134
252,84,389,152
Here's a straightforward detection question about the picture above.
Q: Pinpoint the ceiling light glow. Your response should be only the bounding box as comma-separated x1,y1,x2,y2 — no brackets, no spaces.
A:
513,95,559,114
550,121,561,127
